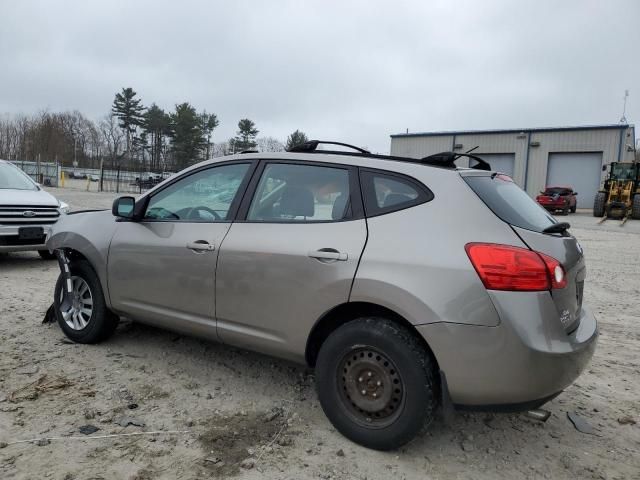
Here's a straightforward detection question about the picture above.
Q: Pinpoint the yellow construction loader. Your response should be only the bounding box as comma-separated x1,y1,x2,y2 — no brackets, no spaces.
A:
593,162,640,224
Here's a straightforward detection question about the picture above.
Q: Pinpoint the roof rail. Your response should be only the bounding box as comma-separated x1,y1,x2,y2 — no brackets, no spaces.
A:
287,140,370,154
282,140,493,171
240,149,259,154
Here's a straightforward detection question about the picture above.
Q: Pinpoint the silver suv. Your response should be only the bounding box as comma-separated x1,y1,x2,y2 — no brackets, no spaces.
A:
47,141,598,450
0,159,69,259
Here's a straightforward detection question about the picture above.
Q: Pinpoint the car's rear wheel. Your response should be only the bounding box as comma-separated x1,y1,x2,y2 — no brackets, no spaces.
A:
315,317,437,450
570,205,576,213
54,259,119,343
38,250,56,260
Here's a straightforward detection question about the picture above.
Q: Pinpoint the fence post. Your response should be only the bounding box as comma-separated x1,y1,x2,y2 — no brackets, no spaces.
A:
99,158,104,192
116,166,120,194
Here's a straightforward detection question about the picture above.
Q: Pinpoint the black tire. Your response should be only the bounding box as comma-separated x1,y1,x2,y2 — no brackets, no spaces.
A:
315,317,437,450
632,195,640,220
570,205,576,213
38,250,56,260
561,206,569,216
593,192,606,217
54,259,119,343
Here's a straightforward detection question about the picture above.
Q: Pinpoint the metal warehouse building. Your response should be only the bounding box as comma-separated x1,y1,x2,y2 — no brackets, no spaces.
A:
390,124,636,208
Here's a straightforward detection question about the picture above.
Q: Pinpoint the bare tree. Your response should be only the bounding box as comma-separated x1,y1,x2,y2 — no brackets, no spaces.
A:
100,113,124,168
256,136,284,153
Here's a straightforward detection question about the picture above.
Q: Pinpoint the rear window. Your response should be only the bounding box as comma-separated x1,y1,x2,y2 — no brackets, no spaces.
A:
544,187,571,195
464,174,556,232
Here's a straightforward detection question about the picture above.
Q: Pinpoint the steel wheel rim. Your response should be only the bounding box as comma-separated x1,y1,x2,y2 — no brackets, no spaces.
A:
337,347,405,428
59,276,93,331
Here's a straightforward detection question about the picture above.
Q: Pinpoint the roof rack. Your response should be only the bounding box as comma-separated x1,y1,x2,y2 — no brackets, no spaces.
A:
240,149,259,154
287,140,370,154
283,139,492,171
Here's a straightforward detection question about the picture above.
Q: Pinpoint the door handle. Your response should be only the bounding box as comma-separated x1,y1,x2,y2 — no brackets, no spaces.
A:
308,249,348,262
186,240,215,252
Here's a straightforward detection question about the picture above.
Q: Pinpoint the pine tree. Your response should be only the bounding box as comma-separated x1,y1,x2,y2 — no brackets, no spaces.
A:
111,88,145,166
233,119,259,151
285,130,309,150
169,103,205,169
143,104,171,171
199,111,219,160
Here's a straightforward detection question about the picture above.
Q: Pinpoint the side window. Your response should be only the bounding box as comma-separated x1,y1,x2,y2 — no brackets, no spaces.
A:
247,163,352,222
361,170,432,216
144,163,250,222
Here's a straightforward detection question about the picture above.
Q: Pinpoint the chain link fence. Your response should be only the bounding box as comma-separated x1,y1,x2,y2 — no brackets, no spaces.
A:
61,167,173,194
11,160,173,194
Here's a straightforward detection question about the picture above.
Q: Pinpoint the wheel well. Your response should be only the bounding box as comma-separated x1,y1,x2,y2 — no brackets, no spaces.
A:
60,248,101,281
305,301,440,372
64,248,89,263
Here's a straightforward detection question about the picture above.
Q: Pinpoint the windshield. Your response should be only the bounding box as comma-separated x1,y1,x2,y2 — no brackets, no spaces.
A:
0,162,38,190
464,174,556,233
611,163,636,181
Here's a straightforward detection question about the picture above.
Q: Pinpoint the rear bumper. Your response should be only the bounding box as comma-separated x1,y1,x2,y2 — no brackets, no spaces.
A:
417,293,598,407
539,203,567,210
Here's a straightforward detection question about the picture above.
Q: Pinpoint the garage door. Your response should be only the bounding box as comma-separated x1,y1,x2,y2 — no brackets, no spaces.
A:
471,154,515,178
546,152,602,208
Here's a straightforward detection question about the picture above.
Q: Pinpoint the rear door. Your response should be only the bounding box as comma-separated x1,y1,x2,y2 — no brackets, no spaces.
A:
215,160,367,361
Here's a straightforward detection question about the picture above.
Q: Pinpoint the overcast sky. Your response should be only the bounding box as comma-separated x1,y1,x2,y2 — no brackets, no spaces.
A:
1,0,638,153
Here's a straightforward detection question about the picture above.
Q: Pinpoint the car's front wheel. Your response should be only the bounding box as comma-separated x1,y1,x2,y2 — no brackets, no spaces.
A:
315,317,437,450
54,259,119,343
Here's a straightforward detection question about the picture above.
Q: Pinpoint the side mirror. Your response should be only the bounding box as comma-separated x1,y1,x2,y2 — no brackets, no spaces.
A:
540,191,545,194
602,165,607,171
573,192,578,195
112,196,135,219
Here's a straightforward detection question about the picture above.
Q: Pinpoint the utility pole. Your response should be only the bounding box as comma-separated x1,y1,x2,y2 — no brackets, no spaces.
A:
620,90,629,124
73,137,78,174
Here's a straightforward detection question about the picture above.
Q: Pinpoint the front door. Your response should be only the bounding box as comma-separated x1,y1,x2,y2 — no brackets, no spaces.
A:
108,162,253,337
216,161,367,361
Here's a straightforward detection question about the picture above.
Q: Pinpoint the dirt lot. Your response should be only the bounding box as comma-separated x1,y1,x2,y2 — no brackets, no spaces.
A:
1,186,639,480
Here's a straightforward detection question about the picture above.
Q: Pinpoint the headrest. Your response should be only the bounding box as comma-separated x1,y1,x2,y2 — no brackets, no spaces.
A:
278,185,315,217
332,193,350,220
383,193,412,208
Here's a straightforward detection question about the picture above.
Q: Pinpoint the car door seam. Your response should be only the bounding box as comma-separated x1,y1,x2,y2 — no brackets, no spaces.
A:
348,168,369,301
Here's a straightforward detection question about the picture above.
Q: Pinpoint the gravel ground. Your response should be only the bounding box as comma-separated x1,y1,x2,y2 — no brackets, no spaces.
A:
0,187,639,479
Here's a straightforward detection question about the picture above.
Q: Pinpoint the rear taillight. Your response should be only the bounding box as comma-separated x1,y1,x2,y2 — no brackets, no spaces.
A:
465,243,566,291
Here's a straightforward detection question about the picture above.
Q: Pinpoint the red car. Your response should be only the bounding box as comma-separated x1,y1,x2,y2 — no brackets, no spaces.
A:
536,186,577,215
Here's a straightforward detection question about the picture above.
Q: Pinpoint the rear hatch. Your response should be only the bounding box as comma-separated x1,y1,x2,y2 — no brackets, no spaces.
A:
461,171,585,333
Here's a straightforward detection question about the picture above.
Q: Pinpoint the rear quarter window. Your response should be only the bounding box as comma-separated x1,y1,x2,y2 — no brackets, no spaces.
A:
360,170,433,217
463,174,556,232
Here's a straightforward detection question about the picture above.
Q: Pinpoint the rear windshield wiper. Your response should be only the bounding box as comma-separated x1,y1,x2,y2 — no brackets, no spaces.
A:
542,222,570,234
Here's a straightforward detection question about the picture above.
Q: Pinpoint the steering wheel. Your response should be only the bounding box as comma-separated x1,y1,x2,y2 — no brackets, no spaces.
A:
184,206,223,221
146,207,179,220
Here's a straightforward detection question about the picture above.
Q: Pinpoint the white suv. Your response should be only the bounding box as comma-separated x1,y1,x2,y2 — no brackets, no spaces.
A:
0,159,68,259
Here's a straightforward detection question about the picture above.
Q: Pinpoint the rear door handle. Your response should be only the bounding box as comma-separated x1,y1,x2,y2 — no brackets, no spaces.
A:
308,249,348,262
187,240,215,252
